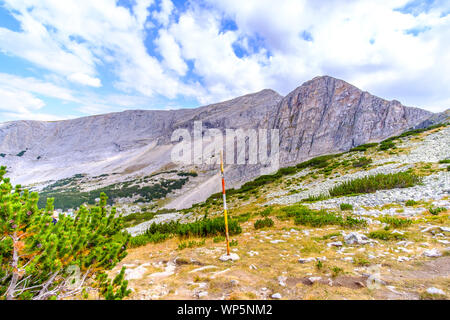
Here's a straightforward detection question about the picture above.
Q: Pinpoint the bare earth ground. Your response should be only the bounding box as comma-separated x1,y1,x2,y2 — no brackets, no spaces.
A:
109,126,450,300
111,209,449,300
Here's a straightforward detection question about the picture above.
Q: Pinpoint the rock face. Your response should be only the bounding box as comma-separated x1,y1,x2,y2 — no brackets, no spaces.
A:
273,76,432,165
0,75,437,209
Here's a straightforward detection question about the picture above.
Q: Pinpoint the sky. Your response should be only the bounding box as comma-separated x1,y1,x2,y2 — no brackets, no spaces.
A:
0,0,449,122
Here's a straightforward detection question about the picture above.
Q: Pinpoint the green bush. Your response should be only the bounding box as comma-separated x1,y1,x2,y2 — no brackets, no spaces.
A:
143,216,242,238
352,157,373,168
282,204,366,228
260,206,273,217
405,200,418,206
0,166,130,300
328,171,421,197
378,140,396,150
367,229,406,241
350,143,378,152
254,217,274,229
439,159,450,164
213,235,225,243
16,150,26,157
129,232,169,248
429,206,446,215
340,203,353,211
235,212,252,223
303,194,330,202
379,216,412,228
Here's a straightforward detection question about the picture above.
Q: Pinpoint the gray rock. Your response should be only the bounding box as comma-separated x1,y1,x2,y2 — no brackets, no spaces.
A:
327,241,343,247
426,287,445,295
219,253,240,261
345,232,370,245
298,257,316,264
271,293,282,299
423,249,442,257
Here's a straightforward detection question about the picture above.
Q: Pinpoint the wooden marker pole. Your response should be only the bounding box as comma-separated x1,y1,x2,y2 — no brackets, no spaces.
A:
220,150,231,256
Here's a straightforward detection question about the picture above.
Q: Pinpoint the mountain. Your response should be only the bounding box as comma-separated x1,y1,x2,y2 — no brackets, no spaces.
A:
0,76,437,210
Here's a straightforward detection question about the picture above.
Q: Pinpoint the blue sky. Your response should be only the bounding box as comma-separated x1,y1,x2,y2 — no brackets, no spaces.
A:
0,0,449,122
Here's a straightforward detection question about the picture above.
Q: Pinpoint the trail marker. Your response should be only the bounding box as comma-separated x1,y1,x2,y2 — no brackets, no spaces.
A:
220,150,231,256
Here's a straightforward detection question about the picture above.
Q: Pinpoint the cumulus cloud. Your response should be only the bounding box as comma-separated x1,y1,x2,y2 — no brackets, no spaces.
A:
0,0,449,120
67,73,102,87
0,73,78,121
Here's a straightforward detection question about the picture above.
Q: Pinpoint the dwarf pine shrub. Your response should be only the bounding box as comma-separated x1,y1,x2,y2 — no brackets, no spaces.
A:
340,203,353,211
328,171,421,197
282,204,366,228
379,216,412,228
367,229,406,241
349,143,378,152
254,217,274,229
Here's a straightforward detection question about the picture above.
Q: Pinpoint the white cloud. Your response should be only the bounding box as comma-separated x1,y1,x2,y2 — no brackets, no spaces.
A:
67,73,101,87
0,73,79,121
152,0,174,27
0,73,78,102
155,29,188,76
0,0,449,119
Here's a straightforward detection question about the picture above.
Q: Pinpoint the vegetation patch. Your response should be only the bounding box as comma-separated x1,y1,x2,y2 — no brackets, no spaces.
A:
429,206,447,215
349,143,378,152
352,157,373,168
254,217,274,229
282,204,366,228
405,200,418,206
141,216,241,239
340,203,353,211
303,194,330,202
367,229,406,241
378,140,396,151
328,171,422,197
38,177,189,210
129,232,170,248
16,150,26,157
379,216,412,228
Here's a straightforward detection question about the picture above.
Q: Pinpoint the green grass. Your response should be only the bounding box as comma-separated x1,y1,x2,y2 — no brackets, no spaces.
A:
328,171,422,197
331,266,344,277
438,159,450,164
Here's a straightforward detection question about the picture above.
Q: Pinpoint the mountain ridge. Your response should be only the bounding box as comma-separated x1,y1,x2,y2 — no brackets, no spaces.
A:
0,75,444,210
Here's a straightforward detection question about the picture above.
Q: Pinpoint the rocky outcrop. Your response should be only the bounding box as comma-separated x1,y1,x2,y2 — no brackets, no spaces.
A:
0,76,439,209
273,76,433,165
